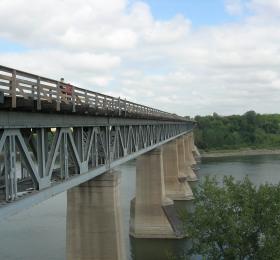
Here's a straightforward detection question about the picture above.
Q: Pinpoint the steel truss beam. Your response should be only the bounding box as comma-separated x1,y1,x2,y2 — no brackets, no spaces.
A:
0,120,193,219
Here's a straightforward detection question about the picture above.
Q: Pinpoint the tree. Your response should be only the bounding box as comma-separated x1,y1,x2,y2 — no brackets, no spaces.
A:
244,110,257,125
181,176,280,259
194,112,280,150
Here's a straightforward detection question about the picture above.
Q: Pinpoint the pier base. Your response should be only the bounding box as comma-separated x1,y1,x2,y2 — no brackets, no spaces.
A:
130,148,184,239
66,170,126,260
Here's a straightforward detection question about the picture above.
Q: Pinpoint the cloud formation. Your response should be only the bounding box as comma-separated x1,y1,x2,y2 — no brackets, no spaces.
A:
0,0,279,116
225,0,244,15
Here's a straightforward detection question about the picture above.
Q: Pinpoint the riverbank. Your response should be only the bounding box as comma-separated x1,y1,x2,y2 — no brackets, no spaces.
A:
201,148,280,158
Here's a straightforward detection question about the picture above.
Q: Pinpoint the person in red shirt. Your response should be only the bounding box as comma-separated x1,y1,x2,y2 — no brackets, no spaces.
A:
59,78,73,101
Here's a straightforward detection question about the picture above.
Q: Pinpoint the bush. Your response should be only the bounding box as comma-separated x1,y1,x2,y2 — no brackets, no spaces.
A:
181,176,280,259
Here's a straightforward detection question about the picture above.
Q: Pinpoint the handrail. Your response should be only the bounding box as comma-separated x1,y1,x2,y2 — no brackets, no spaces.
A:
0,65,186,121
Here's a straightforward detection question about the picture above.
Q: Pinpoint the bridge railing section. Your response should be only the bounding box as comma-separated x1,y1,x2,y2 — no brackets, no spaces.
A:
0,65,184,121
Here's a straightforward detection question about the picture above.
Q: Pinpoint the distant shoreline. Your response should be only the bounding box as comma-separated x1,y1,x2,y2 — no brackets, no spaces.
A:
201,149,280,158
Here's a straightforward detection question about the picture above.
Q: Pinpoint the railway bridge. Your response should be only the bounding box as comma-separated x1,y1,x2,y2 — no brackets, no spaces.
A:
0,65,200,259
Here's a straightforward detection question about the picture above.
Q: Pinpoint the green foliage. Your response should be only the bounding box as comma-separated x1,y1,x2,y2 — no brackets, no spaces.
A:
181,177,280,259
194,111,280,150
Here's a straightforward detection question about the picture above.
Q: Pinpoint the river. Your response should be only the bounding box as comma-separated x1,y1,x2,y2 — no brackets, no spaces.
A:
0,154,280,260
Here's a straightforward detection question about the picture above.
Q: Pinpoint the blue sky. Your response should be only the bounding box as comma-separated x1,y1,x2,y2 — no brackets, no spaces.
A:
141,0,243,26
0,38,26,53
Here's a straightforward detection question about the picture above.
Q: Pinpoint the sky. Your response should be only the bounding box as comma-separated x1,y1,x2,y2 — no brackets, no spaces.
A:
0,0,279,117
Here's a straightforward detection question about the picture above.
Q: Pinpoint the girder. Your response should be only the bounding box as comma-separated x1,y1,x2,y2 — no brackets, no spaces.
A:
0,119,194,219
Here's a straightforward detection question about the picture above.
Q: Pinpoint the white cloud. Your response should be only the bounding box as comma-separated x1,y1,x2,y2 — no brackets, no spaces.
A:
142,15,191,44
0,50,121,90
225,0,245,15
0,0,280,116
0,0,134,50
249,0,280,14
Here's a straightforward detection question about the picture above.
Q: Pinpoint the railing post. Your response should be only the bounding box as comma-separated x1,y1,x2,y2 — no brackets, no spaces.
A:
112,99,114,111
37,76,41,110
111,98,114,111
56,81,61,111
118,97,121,116
95,94,99,110
11,69,17,108
72,85,76,112
31,85,35,99
85,90,88,106
104,97,108,114
124,99,127,117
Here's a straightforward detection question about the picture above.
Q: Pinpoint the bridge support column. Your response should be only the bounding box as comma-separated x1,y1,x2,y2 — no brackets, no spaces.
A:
130,148,184,238
66,170,126,260
177,136,187,182
185,134,196,166
177,136,197,182
183,134,198,182
162,141,193,200
189,132,201,161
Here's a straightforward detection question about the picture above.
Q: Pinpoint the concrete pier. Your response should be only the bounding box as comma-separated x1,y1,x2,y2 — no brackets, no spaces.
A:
162,141,193,200
177,136,196,182
189,132,201,160
177,137,188,182
66,170,126,260
183,135,198,182
185,134,197,166
130,148,183,238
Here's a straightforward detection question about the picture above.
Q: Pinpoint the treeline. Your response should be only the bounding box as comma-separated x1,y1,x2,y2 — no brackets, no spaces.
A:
194,111,280,150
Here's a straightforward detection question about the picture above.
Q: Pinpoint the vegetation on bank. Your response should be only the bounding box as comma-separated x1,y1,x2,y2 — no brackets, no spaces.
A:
180,176,280,259
194,111,280,151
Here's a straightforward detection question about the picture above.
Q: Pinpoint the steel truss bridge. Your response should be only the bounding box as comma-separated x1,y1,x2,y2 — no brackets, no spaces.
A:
0,65,194,218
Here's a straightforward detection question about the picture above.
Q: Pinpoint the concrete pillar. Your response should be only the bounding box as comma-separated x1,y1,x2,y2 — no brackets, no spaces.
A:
187,133,201,173
176,136,196,182
183,135,198,182
186,134,197,166
162,141,193,200
130,148,184,238
66,170,126,260
189,132,201,160
177,137,188,182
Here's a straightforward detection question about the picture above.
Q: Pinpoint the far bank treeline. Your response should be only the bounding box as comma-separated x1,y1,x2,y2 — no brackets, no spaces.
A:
192,111,280,151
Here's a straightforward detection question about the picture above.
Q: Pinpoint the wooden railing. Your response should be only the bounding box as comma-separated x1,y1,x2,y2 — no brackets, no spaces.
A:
0,65,185,121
